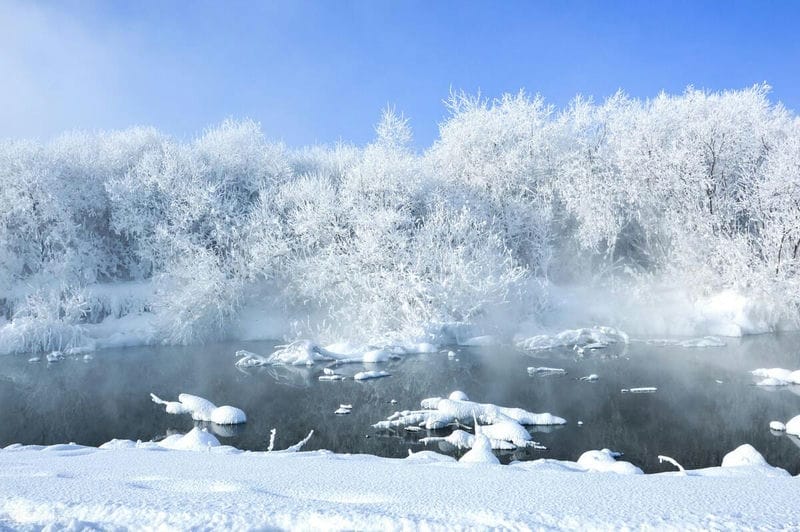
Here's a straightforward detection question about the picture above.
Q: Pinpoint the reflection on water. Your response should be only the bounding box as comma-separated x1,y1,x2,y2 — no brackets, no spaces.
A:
0,333,799,474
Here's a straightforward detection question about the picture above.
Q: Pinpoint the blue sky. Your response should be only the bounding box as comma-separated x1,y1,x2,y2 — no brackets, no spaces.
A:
1,0,798,148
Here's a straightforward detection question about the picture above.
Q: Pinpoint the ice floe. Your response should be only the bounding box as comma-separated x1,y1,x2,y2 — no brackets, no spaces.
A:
527,366,566,376
151,393,246,424
353,370,391,381
579,374,599,381
621,387,657,394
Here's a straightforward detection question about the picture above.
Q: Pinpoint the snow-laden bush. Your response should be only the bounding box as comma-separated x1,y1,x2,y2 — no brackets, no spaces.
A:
1,85,800,352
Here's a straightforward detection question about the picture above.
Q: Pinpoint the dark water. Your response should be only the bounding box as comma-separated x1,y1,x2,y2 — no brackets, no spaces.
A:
1,334,799,474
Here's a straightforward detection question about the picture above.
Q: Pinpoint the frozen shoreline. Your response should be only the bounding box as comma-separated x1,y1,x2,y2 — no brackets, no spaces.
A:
1,441,798,530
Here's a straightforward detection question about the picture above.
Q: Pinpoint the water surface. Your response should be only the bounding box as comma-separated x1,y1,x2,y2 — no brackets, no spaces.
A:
1,334,798,474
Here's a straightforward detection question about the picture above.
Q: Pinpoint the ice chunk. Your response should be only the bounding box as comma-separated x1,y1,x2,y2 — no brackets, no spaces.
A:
448,390,469,401
579,374,599,382
769,421,786,431
621,387,657,394
527,367,566,376
46,351,65,363
353,370,391,381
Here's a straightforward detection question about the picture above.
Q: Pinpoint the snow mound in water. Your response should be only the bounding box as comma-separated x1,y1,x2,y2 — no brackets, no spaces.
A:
448,390,469,401
210,405,247,425
353,370,391,381
720,444,768,468
375,391,563,452
459,433,500,465
242,340,416,367
159,428,220,451
786,415,800,436
151,393,246,424
751,368,800,386
576,449,643,475
516,326,628,351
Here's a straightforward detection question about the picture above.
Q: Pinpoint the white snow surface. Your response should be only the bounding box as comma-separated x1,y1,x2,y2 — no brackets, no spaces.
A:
516,325,629,351
0,441,798,530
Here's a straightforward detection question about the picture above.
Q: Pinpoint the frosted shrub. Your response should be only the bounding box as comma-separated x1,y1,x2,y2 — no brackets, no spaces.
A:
153,246,242,345
0,288,90,355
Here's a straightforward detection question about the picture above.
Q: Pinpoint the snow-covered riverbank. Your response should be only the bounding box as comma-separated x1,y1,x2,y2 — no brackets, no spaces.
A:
1,440,797,530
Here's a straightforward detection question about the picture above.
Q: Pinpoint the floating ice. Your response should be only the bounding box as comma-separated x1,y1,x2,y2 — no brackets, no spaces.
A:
646,336,726,348
448,390,469,401
151,393,246,424
527,367,566,376
769,421,786,431
46,351,65,363
516,326,629,351
579,374,599,382
318,367,346,381
621,387,657,394
353,370,391,381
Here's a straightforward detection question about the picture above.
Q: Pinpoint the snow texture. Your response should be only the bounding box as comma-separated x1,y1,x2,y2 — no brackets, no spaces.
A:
0,440,797,530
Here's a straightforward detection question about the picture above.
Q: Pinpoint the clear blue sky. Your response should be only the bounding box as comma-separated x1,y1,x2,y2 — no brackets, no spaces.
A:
1,0,798,148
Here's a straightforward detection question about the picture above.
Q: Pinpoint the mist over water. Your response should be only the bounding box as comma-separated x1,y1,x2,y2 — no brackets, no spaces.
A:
2,334,798,474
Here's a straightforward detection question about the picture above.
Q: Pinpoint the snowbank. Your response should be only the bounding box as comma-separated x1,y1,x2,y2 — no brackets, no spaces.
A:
0,441,797,530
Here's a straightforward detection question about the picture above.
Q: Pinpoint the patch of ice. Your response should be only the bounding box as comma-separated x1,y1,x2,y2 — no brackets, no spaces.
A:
621,387,657,394
769,421,786,431
579,374,599,382
527,367,566,376
448,390,469,401
353,371,390,381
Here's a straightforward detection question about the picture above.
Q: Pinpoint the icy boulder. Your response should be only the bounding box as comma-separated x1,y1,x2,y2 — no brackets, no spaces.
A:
576,449,643,475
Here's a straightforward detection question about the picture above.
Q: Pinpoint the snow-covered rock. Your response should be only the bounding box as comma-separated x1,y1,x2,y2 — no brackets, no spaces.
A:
769,421,786,431
751,367,800,386
516,326,629,351
575,449,643,475
151,393,246,425
785,415,800,436
159,428,221,451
